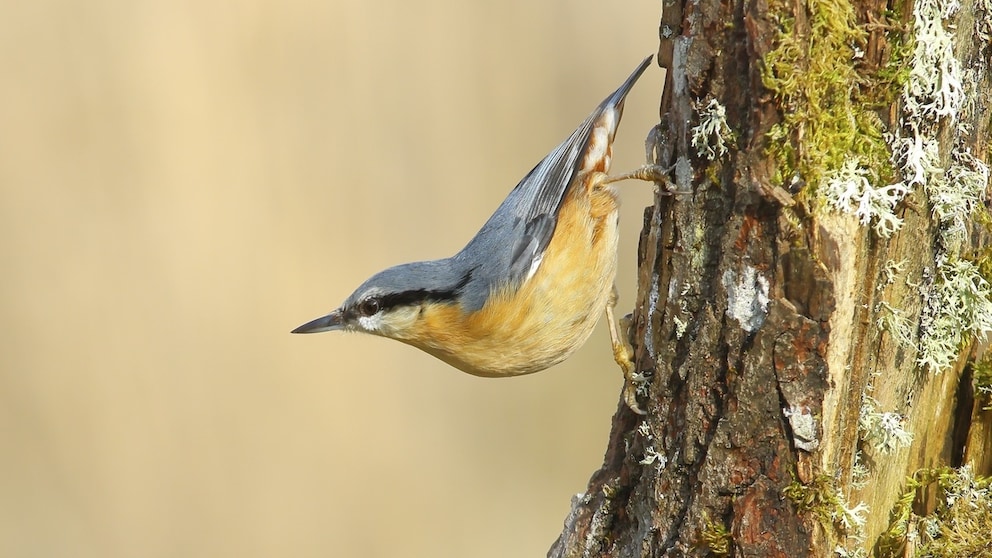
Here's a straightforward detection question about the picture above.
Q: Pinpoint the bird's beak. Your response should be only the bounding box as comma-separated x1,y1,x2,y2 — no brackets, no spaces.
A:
291,309,345,334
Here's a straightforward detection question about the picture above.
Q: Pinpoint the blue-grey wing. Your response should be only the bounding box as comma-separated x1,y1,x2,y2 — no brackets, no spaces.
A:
455,56,653,311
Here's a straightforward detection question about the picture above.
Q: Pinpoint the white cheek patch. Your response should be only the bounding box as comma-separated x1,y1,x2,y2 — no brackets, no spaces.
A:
357,314,383,332
355,306,422,338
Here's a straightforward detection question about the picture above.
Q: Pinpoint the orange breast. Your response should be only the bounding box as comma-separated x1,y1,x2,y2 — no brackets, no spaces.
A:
402,176,621,377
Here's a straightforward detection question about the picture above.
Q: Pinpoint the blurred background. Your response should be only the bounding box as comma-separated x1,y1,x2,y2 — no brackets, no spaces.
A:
0,1,662,556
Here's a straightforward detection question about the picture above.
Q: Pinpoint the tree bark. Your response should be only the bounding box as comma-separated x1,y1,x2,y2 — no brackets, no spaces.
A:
549,0,992,556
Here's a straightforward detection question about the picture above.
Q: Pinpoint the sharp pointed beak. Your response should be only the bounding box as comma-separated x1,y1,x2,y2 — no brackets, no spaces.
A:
291,310,345,334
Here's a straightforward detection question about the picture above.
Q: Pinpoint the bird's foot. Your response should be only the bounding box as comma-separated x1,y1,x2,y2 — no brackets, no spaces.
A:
606,290,646,415
603,164,673,186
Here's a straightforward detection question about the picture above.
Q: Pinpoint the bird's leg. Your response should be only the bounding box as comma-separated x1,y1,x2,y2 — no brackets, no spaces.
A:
606,285,647,415
603,164,673,186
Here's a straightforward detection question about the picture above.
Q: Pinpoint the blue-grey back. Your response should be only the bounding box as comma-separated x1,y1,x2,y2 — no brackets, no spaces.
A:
450,56,653,311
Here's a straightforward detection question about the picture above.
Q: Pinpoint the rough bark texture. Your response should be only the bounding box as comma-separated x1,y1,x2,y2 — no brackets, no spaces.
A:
548,0,992,556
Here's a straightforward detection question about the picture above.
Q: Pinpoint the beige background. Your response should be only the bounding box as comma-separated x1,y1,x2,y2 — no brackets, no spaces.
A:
0,1,662,556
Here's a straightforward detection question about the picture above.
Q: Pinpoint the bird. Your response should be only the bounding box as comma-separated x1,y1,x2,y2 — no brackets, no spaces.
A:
293,55,664,413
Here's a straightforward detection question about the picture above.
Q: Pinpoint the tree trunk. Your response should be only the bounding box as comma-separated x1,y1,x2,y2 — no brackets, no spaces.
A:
549,0,992,556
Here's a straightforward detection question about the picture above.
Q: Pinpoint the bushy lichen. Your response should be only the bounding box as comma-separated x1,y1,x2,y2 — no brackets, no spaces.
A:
850,450,870,490
917,258,992,372
934,150,992,250
977,0,992,41
835,544,869,558
902,0,964,122
823,159,908,236
636,421,668,469
877,301,917,347
897,0,992,374
691,98,734,161
859,395,914,453
889,0,989,254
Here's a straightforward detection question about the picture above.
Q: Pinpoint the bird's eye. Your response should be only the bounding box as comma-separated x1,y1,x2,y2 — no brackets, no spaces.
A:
358,297,381,317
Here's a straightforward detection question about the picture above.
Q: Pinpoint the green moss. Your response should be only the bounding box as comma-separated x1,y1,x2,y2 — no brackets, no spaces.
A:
877,466,992,558
973,353,992,409
704,160,721,185
696,511,731,556
784,474,838,527
784,473,866,536
760,0,903,194
971,207,992,282
873,34,913,105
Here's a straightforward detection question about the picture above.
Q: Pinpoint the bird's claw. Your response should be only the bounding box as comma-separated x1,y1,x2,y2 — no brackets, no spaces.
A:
603,164,673,187
617,315,647,415
607,300,647,415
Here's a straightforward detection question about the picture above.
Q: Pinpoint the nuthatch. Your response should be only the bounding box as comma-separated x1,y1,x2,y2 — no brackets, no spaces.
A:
293,56,664,413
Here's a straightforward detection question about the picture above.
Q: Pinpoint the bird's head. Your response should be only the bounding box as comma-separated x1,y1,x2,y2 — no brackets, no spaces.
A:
291,260,473,341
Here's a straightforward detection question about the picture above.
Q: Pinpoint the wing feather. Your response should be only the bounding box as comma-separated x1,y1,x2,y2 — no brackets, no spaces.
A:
454,56,654,311
504,56,653,280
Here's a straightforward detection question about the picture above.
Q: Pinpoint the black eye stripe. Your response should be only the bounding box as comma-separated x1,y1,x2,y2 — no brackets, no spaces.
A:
357,269,475,315
378,289,455,310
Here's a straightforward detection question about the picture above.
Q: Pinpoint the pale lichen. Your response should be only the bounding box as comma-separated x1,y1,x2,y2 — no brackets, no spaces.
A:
823,158,908,236
977,0,992,41
876,301,917,347
783,405,820,452
639,446,668,470
882,259,908,286
691,98,734,161
918,258,992,372
851,450,870,490
636,421,667,470
722,265,770,333
887,0,992,374
859,395,914,453
887,128,942,191
835,545,869,558
903,0,964,122
934,149,992,249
